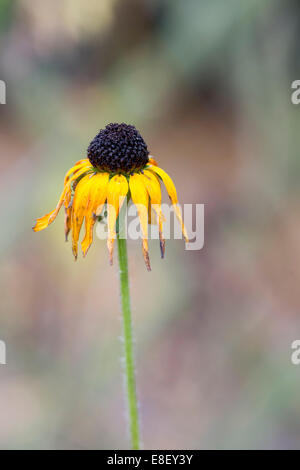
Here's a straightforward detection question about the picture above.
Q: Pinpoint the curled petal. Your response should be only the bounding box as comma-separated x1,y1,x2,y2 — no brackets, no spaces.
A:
81,172,109,257
107,174,129,265
64,159,91,185
64,188,72,210
33,182,71,232
71,174,94,260
129,173,151,271
33,163,93,234
64,164,94,212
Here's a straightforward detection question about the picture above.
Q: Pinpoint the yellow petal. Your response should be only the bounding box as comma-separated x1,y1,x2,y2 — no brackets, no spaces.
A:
142,170,161,204
64,206,72,241
172,204,189,242
149,166,178,203
149,166,189,242
107,174,129,265
73,158,90,167
129,173,151,271
142,170,165,258
71,174,94,259
148,200,157,225
33,182,71,232
64,159,91,185
33,162,94,233
64,164,95,211
81,172,109,257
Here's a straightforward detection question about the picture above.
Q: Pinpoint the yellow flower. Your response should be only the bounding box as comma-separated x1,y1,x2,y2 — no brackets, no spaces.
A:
33,123,188,270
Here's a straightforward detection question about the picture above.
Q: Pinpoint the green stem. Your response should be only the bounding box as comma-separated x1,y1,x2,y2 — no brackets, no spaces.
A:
117,228,140,450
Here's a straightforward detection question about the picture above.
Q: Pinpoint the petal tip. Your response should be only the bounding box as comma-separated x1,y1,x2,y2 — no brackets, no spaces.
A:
81,244,91,258
142,245,151,271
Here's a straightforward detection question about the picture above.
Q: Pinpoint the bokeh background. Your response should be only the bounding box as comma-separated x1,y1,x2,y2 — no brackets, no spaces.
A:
1,0,300,450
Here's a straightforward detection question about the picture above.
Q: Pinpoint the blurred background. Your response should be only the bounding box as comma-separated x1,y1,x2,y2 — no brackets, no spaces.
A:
1,0,300,450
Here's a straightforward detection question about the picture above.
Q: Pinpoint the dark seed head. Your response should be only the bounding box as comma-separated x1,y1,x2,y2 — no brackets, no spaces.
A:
87,123,149,173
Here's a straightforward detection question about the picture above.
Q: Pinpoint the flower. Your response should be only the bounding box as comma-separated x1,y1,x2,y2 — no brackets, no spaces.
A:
33,123,188,270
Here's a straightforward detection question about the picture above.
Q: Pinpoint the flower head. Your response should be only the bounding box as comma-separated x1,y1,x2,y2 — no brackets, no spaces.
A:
88,123,149,173
33,123,188,270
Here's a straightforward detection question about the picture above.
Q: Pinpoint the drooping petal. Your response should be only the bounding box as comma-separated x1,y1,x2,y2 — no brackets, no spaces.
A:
148,165,189,242
142,170,161,203
33,162,94,234
142,170,165,258
71,174,94,260
33,182,71,232
81,172,109,257
148,166,178,202
107,174,129,265
129,173,151,271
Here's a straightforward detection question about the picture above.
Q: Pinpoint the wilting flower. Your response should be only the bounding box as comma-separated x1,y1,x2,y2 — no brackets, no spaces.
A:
33,123,188,270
